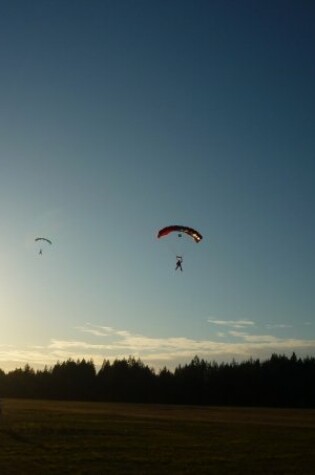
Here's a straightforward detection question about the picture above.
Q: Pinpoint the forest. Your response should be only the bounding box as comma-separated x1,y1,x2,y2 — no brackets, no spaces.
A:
1,352,315,408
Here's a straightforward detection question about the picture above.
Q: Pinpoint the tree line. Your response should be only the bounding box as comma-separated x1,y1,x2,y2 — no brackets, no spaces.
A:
1,353,315,407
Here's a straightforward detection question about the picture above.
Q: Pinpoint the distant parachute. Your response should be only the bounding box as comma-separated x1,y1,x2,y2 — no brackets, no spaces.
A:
35,237,52,255
157,225,202,243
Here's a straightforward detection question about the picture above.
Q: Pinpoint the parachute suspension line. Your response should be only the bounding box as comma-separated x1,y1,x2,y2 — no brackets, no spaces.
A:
164,237,185,259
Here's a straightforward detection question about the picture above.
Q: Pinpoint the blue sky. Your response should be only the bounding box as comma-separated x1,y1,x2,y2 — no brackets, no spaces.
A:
1,0,315,371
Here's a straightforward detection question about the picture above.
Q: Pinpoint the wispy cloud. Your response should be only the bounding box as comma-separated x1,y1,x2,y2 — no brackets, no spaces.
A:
208,319,255,328
229,331,279,343
49,340,106,350
265,324,293,329
75,325,115,337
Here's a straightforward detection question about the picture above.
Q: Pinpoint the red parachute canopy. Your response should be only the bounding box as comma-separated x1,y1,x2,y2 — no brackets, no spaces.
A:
157,225,202,243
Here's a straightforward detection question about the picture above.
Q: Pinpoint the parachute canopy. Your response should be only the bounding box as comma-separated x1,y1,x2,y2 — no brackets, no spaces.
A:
157,225,202,243
35,237,52,245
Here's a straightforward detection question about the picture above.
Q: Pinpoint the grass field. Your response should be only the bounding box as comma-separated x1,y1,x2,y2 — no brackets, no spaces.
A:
1,399,315,474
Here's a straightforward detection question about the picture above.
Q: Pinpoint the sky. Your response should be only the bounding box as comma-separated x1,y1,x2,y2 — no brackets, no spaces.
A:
1,0,315,372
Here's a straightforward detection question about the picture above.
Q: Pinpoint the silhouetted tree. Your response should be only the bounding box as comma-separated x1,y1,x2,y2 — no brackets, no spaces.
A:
97,357,156,402
55,359,95,400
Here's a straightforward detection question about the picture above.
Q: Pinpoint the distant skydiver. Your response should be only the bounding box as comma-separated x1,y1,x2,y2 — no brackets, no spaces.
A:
175,256,183,271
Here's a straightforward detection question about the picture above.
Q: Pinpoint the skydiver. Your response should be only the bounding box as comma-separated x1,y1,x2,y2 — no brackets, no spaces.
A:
39,249,43,255
175,256,183,271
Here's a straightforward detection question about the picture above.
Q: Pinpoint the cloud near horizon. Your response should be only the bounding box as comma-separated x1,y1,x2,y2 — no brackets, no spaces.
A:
1,323,315,372
208,319,255,328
